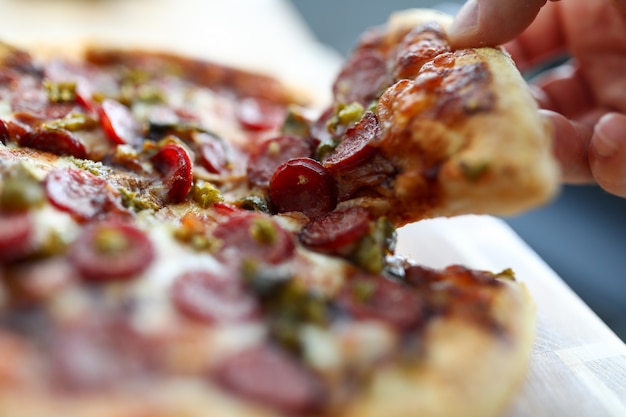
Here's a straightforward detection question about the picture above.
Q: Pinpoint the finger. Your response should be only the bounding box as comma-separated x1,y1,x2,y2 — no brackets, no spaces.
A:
589,113,626,198
448,0,548,49
532,64,595,118
503,1,566,71
541,110,594,184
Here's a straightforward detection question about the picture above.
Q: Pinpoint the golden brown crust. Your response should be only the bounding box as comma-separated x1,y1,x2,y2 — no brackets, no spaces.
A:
372,10,560,225
340,280,535,417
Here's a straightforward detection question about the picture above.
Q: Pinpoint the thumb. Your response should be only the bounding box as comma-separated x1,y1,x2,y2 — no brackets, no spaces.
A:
447,0,548,49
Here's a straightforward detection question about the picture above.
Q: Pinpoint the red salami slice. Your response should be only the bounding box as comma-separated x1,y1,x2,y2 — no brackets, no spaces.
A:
150,143,193,203
171,270,259,324
45,167,123,222
333,49,388,106
247,135,313,189
22,128,87,159
323,111,380,173
48,316,152,391
0,119,8,144
213,345,325,415
299,207,371,252
268,157,337,219
236,97,286,131
0,211,33,262
2,119,31,146
393,25,451,80
11,87,76,121
198,133,229,174
98,99,141,146
213,212,295,265
339,273,424,330
74,79,96,112
68,221,155,281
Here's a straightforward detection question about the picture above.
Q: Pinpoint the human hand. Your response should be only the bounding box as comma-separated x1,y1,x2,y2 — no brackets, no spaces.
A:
447,0,626,198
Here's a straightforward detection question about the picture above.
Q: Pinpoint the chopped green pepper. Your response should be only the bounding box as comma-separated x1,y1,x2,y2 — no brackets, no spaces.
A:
459,160,490,181
42,113,98,132
242,260,330,353
94,227,131,255
249,218,278,245
326,102,365,135
314,138,340,161
192,181,223,209
350,217,397,274
236,195,270,213
281,105,312,137
118,187,160,212
44,80,76,103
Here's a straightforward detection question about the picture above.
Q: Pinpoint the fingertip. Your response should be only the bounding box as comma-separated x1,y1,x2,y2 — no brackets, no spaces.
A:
447,0,481,47
589,113,626,198
448,0,548,49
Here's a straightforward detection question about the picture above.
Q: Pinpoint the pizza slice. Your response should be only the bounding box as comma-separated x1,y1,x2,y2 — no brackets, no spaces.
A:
304,9,560,226
0,8,550,417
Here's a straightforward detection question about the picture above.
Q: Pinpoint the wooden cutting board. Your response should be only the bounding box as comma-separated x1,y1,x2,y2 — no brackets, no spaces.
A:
2,0,624,415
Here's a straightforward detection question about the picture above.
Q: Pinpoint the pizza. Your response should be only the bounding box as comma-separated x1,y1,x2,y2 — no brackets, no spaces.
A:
0,8,555,417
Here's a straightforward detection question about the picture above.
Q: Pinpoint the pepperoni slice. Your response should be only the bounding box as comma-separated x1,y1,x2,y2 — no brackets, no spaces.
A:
21,128,87,159
236,97,286,131
3,120,32,146
0,119,8,144
98,99,141,146
68,221,155,281
44,60,98,112
339,273,424,330
212,202,242,216
0,211,33,262
11,87,76,121
48,317,152,391
4,257,76,305
299,207,371,252
213,345,325,415
75,79,96,112
269,158,337,219
45,167,123,222
393,25,451,80
213,213,295,265
198,133,229,174
171,270,259,324
247,135,313,189
309,106,334,144
150,143,193,203
333,49,388,106
323,111,380,174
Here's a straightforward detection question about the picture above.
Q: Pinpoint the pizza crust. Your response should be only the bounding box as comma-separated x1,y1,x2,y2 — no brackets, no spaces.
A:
341,280,535,417
373,10,560,225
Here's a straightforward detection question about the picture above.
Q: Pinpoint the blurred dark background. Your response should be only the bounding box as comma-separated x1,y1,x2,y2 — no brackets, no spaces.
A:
289,0,626,341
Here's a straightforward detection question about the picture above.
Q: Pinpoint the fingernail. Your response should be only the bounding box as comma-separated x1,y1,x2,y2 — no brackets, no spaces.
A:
594,113,621,158
448,0,480,39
